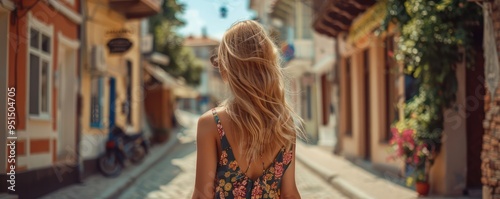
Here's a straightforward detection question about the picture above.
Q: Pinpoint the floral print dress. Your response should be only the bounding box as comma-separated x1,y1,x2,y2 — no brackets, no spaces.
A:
211,109,294,199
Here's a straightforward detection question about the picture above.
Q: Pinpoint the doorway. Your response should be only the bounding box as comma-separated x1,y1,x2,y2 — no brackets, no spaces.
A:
109,78,116,128
465,50,485,193
126,60,132,126
363,50,371,160
57,45,77,159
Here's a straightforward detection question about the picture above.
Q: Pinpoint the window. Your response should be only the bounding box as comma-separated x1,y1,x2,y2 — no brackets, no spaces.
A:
28,17,53,118
90,77,104,128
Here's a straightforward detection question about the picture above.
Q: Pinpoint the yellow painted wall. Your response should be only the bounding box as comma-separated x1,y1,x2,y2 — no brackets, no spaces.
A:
123,20,143,132
339,30,469,195
338,52,359,157
338,35,400,168
429,61,467,196
367,37,400,168
351,51,365,157
81,0,143,159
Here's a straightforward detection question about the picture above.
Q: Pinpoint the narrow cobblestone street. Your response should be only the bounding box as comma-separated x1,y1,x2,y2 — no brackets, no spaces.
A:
116,134,347,199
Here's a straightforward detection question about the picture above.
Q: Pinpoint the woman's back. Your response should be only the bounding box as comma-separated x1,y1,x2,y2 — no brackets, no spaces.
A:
212,108,294,198
192,20,302,199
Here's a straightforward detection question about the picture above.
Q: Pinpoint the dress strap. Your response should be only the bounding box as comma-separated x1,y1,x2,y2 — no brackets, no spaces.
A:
211,108,230,150
281,144,295,172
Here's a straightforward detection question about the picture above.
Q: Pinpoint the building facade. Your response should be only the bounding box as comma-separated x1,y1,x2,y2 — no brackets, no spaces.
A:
184,34,224,113
314,0,485,196
0,0,82,198
251,0,338,146
79,0,161,178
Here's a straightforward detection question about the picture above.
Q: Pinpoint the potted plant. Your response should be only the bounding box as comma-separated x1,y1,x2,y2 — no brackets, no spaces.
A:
405,146,431,196
414,167,430,196
389,121,434,197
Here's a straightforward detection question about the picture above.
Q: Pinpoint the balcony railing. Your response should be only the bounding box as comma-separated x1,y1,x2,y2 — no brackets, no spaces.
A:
110,0,163,19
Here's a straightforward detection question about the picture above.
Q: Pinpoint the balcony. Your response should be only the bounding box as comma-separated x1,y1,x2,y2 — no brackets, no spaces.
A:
110,0,163,19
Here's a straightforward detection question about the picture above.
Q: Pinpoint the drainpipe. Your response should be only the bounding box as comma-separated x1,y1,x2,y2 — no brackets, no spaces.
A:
76,0,87,183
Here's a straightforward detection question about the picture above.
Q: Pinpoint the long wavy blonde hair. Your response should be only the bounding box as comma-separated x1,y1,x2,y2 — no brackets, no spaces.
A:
214,20,305,162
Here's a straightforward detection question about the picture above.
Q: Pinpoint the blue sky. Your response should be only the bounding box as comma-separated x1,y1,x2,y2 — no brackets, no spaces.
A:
177,0,255,40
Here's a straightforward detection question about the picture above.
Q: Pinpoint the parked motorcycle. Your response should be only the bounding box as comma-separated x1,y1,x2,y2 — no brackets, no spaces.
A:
98,126,149,177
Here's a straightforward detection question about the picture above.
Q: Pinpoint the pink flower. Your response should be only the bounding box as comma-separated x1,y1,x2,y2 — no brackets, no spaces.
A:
232,180,247,198
217,124,225,137
283,151,293,165
274,162,284,178
251,182,263,198
413,153,420,165
388,50,394,58
402,129,414,145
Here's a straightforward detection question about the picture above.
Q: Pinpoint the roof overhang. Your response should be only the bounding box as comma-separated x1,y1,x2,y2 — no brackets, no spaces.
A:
109,0,162,19
313,0,376,38
144,63,178,88
144,63,199,98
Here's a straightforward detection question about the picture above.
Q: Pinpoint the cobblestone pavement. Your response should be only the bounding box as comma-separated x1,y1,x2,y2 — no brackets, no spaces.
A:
117,141,347,199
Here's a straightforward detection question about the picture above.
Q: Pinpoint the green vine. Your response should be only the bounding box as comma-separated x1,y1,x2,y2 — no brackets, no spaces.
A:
382,0,482,157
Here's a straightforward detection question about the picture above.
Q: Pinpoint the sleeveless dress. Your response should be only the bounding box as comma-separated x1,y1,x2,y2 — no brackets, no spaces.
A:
211,109,294,199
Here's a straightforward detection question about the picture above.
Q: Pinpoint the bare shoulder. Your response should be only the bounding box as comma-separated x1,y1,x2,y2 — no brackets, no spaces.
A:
196,109,218,141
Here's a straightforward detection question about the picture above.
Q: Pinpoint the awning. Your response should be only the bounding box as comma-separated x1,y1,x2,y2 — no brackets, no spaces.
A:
144,64,179,89
143,63,199,98
283,58,312,78
313,0,376,38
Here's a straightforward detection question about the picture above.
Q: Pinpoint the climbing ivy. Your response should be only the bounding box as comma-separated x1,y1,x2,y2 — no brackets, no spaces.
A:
382,0,482,155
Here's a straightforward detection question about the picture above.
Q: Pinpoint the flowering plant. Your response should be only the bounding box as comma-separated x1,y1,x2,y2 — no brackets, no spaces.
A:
388,127,429,166
388,119,433,186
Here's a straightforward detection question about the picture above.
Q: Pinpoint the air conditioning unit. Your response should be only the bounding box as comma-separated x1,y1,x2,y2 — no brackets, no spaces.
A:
90,45,107,74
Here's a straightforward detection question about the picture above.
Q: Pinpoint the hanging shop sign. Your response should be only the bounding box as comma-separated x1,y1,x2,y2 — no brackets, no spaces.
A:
107,38,133,54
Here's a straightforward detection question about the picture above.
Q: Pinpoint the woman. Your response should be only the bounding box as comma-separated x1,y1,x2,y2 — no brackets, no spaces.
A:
192,20,304,199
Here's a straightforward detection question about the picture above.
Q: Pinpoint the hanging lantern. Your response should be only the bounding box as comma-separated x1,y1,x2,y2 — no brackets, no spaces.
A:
220,5,227,18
